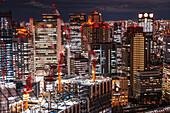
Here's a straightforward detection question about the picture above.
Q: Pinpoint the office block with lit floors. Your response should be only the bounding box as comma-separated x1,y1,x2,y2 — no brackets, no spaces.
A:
81,11,111,75
33,13,63,77
90,42,117,75
126,26,145,96
112,75,129,107
81,11,110,58
0,11,14,84
12,28,33,79
133,71,162,104
69,13,86,54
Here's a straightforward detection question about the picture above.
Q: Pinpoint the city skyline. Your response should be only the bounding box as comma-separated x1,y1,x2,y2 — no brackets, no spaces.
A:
0,0,170,21
0,1,169,112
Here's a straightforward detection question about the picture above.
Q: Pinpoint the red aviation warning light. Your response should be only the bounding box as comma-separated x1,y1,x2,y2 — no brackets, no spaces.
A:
159,65,162,69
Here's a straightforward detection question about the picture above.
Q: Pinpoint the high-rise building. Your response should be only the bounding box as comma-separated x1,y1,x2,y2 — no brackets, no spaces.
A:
123,26,145,94
12,28,33,79
107,21,128,74
33,13,63,76
81,11,111,75
0,11,13,84
125,26,145,95
149,20,164,73
138,12,154,34
69,13,86,53
122,33,131,78
133,71,162,104
138,12,154,70
81,11,110,58
112,21,125,74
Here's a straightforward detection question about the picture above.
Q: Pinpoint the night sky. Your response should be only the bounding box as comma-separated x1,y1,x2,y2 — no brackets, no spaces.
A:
0,0,170,22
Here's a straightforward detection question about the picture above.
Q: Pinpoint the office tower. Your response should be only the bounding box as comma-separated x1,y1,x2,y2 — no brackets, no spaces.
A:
81,11,112,75
107,21,128,74
90,42,116,75
70,53,89,76
138,12,154,34
163,33,170,100
149,20,164,75
33,13,62,76
127,26,145,95
81,11,110,58
0,11,13,84
113,21,125,74
69,13,86,53
112,75,128,106
42,13,64,54
138,12,154,69
122,34,131,78
133,71,162,104
12,28,33,79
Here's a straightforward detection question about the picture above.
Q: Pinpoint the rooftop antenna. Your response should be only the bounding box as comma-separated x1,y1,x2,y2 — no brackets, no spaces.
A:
99,5,105,14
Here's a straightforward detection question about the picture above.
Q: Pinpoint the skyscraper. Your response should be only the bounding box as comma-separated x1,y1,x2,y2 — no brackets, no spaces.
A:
138,12,154,34
12,28,33,79
68,13,88,76
127,26,145,95
0,11,13,84
81,11,110,58
138,12,154,70
69,13,86,53
81,11,111,75
33,13,62,76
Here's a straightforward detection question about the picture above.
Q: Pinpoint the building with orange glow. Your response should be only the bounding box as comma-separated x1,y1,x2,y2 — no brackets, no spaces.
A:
81,11,111,75
12,28,33,79
81,11,110,58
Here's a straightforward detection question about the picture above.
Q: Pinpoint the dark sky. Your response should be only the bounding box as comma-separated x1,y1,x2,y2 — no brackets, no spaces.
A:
0,0,170,22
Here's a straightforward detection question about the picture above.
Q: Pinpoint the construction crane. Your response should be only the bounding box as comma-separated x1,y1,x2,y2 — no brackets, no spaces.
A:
99,5,105,14
53,4,71,77
23,76,32,110
40,23,65,92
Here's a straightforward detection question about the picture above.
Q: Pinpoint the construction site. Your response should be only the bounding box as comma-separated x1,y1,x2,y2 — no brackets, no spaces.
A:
0,4,113,113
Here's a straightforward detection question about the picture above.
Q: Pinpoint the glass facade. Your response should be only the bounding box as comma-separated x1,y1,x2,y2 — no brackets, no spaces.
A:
0,11,13,84
34,21,58,76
